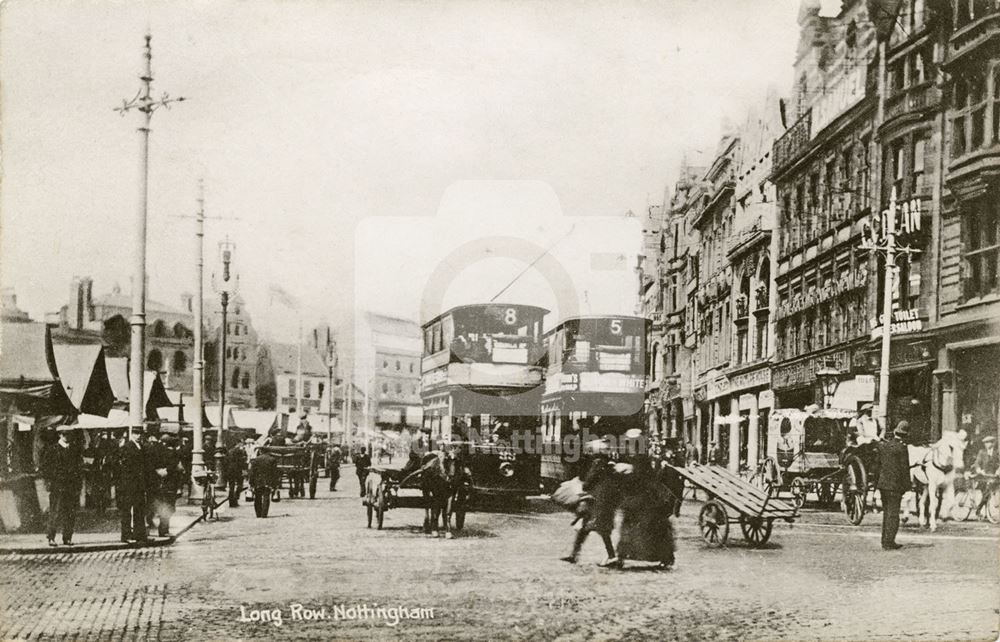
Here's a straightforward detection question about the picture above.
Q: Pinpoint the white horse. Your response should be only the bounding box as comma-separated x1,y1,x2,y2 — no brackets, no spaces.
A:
910,431,967,531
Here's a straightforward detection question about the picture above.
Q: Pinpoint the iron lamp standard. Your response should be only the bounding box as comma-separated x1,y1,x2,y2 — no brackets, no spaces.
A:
816,360,842,410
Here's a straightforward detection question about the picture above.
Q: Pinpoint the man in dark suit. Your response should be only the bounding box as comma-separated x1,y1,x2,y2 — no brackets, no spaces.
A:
877,421,912,550
224,441,248,507
354,448,371,497
116,430,149,543
45,428,83,546
248,450,279,518
149,435,185,537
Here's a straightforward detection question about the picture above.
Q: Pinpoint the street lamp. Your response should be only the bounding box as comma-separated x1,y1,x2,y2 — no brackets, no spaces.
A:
212,238,239,485
325,341,338,445
816,359,842,410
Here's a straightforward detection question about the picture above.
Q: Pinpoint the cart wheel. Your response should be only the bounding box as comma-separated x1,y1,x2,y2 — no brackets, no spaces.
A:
986,487,1000,524
376,486,387,530
739,516,773,547
790,478,806,509
698,500,729,547
818,482,835,505
309,476,317,499
842,455,867,526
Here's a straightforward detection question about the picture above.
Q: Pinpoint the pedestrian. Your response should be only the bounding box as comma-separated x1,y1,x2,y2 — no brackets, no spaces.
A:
327,444,342,492
354,448,371,497
116,430,149,543
44,427,83,547
150,435,184,537
561,440,620,566
877,421,911,550
179,436,193,498
143,432,169,532
248,449,279,518
617,455,675,570
224,440,248,507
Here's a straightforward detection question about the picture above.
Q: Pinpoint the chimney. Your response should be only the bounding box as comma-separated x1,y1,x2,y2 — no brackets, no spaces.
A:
69,277,82,329
82,277,94,323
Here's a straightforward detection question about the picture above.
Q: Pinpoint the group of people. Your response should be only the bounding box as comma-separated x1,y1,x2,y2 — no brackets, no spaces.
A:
42,427,187,546
561,435,683,570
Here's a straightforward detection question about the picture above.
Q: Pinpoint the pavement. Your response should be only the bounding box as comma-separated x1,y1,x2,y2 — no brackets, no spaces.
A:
0,469,997,641
0,492,229,555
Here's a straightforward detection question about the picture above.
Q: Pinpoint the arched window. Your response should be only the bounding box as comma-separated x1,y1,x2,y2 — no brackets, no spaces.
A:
231,367,241,389
151,320,167,337
146,349,163,372
173,323,188,339
242,372,250,389
102,315,129,353
395,360,401,371
172,350,187,373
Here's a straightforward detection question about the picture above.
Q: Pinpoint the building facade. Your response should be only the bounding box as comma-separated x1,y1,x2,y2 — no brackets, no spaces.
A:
205,293,261,408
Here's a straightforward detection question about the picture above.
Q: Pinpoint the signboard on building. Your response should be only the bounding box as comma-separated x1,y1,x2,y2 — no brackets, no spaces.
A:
729,367,771,392
870,308,923,339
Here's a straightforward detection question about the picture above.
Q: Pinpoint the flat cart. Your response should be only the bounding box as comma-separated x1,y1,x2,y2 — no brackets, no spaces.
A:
257,444,323,499
667,462,799,547
363,464,469,532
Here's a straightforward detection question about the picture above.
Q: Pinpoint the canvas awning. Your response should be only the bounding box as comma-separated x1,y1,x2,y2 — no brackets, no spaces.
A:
72,409,130,430
0,322,75,416
104,357,129,406
231,409,279,436
52,343,115,416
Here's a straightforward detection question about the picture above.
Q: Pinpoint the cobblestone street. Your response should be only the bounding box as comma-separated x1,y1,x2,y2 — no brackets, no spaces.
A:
1,469,997,641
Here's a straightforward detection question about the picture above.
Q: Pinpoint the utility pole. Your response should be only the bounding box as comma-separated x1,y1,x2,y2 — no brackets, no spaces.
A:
326,341,337,445
115,34,186,437
192,182,207,495
296,319,304,417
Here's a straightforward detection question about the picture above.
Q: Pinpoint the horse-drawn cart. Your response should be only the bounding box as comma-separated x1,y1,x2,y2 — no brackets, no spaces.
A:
668,462,799,547
363,463,470,533
257,444,324,499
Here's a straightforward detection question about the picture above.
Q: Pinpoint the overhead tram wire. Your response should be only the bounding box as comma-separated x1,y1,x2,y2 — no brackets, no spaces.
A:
489,224,576,303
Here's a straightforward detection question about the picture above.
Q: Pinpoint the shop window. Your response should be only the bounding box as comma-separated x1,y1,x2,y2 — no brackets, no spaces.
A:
962,198,1000,300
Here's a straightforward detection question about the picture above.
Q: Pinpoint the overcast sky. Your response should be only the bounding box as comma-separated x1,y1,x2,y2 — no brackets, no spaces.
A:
0,0,807,343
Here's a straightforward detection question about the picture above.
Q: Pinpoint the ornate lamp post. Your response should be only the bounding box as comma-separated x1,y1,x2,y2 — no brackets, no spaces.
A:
816,359,842,410
212,238,239,484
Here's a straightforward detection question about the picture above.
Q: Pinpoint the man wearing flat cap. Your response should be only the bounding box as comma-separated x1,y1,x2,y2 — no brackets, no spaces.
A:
877,420,911,550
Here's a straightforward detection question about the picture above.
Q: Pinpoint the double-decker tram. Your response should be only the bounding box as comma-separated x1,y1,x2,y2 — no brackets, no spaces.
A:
420,304,548,497
540,315,649,490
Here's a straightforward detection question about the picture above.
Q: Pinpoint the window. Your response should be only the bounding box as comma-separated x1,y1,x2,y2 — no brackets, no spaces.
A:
382,383,389,394
755,311,769,360
409,362,415,373
318,382,325,399
395,360,401,371
911,138,926,194
146,349,162,372
953,67,990,158
242,372,250,389
383,359,389,369
304,380,312,398
890,141,905,201
736,327,748,365
288,379,296,397
396,382,402,394
860,135,872,203
963,199,1000,300
231,367,240,389
172,350,187,373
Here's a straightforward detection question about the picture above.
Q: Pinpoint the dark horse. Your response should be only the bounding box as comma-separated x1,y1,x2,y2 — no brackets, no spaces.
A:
402,449,469,538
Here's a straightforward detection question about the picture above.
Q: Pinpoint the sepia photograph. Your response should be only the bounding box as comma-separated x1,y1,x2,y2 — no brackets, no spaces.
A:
0,0,998,640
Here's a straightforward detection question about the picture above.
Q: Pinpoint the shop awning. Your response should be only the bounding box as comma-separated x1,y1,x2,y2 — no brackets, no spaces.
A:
52,343,115,417
104,357,129,406
0,322,75,416
72,409,130,430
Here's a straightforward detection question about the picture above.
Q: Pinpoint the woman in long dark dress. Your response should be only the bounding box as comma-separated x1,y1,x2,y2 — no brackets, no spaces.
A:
616,455,675,569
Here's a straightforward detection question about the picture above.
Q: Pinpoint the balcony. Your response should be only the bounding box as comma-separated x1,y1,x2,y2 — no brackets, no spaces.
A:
883,82,941,127
948,9,1000,68
754,285,770,314
772,109,812,176
734,296,749,322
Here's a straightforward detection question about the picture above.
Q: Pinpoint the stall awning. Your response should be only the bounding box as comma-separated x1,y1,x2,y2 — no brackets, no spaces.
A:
53,343,115,416
0,322,75,416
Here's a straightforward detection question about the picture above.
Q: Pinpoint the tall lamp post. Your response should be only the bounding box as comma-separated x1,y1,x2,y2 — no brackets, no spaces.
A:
325,342,338,445
816,359,842,410
212,238,239,483
115,34,185,437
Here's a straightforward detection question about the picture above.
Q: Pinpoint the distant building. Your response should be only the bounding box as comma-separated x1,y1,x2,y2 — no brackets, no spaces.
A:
1,289,31,323
204,293,260,408
47,277,197,392
355,312,423,433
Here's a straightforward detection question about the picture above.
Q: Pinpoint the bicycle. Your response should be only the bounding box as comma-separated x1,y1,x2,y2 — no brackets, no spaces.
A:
953,473,999,523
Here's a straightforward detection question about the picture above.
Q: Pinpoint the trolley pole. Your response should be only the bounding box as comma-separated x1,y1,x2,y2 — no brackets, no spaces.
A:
192,183,206,495
115,34,185,438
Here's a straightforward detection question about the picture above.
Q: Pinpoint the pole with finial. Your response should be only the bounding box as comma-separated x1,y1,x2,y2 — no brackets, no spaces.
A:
115,34,186,438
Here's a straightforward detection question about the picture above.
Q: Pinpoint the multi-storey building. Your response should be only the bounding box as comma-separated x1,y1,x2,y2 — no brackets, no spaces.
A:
723,87,785,471
770,1,881,417
688,129,739,467
356,312,423,434
936,0,1000,442
205,293,261,408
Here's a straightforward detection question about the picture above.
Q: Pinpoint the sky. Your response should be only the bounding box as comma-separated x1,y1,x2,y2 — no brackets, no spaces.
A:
0,0,807,344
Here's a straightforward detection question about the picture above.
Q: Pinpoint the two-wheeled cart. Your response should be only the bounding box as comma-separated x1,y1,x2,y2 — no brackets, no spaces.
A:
666,462,799,547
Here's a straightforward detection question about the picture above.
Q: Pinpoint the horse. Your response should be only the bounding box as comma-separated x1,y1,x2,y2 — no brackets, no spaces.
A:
909,432,968,531
402,449,469,538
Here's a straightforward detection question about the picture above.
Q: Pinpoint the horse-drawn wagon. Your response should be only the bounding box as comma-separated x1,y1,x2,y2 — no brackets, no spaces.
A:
668,462,799,547
363,451,471,536
256,443,324,499
753,408,857,510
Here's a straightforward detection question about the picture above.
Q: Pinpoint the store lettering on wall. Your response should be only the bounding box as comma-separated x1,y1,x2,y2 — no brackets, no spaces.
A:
870,308,922,339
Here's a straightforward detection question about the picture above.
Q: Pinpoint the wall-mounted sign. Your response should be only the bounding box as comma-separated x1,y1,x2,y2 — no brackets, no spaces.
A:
864,196,922,247
870,308,922,339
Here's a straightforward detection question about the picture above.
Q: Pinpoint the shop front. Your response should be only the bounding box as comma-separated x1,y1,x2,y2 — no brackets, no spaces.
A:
725,364,773,472
859,336,936,442
934,318,1000,448
773,343,874,413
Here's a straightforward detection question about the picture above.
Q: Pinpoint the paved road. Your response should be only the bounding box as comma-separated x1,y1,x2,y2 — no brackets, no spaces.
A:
1,469,997,641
